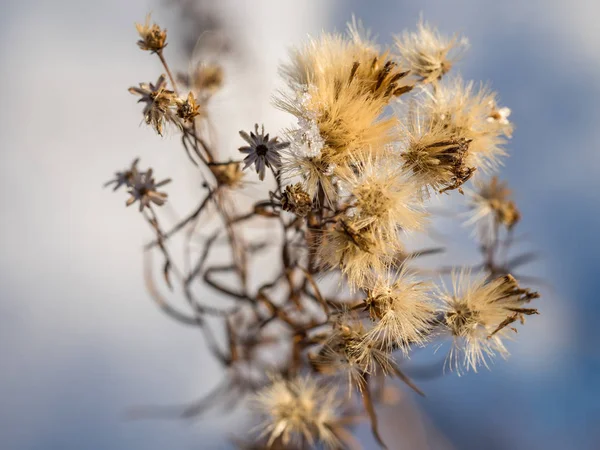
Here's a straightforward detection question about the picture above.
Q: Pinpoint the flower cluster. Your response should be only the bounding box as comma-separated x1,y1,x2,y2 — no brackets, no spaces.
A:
107,14,542,450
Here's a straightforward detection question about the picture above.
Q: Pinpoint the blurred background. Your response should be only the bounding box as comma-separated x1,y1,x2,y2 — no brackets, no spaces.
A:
1,0,598,448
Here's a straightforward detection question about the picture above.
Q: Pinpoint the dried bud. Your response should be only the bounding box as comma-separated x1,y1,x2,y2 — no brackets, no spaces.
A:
467,177,521,231
209,162,244,188
194,64,224,93
135,14,167,53
497,199,521,229
280,183,312,217
176,92,202,122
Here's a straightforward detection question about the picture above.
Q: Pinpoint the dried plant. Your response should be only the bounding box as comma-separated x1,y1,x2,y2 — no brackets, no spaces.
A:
108,14,541,449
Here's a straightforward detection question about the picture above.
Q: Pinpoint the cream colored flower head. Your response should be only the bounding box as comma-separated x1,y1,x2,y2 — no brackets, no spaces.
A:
317,218,396,292
395,18,469,84
423,77,511,173
340,154,427,242
362,266,435,355
400,77,512,194
250,375,342,449
437,270,538,374
310,313,394,391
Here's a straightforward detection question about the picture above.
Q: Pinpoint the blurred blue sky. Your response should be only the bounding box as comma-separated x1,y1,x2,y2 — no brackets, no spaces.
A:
0,0,598,449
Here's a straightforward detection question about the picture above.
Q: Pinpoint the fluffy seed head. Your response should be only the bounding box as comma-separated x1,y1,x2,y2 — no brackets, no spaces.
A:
317,219,397,291
341,156,427,241
401,108,473,195
276,22,405,188
310,314,393,390
423,77,511,174
395,18,469,83
250,375,342,449
362,267,435,355
438,271,539,373
401,78,512,194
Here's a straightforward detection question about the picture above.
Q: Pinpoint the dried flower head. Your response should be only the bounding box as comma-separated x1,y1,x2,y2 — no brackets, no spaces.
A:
179,63,224,95
401,78,511,194
210,161,244,189
135,14,167,53
466,177,521,232
276,24,401,181
176,92,202,122
438,271,539,373
104,158,141,191
395,18,469,83
280,183,312,217
401,110,475,195
424,77,511,173
239,124,290,181
341,156,427,241
125,166,171,212
317,219,395,291
250,375,342,449
311,314,393,390
362,268,435,355
129,75,176,135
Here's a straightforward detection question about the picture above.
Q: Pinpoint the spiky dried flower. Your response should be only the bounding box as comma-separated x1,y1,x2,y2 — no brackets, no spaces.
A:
125,166,171,212
401,78,511,194
176,92,202,122
317,219,396,291
280,183,312,217
104,158,141,191
466,177,521,232
311,314,394,390
275,22,401,180
438,271,539,373
250,375,342,449
395,18,468,84
239,124,290,181
401,110,475,195
135,14,167,53
341,156,427,242
424,77,511,173
129,75,176,135
362,268,435,355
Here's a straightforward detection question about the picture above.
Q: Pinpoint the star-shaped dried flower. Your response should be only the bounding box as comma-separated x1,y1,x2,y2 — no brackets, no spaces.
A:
104,158,141,191
135,14,167,53
238,124,289,181
129,75,176,135
126,167,171,212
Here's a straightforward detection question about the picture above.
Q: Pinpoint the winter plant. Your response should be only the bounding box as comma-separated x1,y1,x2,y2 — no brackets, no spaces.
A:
106,14,541,449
